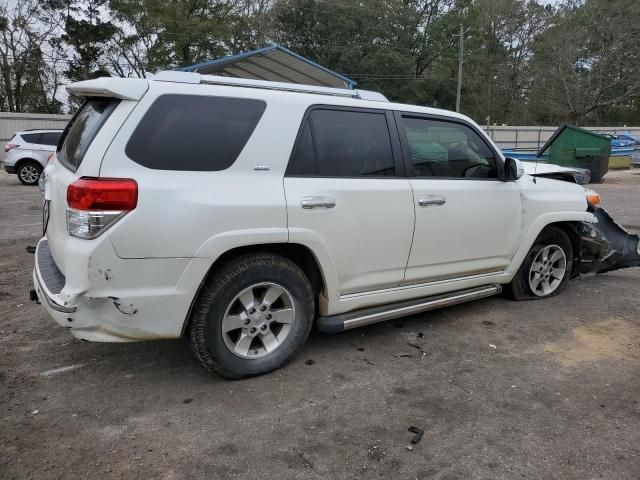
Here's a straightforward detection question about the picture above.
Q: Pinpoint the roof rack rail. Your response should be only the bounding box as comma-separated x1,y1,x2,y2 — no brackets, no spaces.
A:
153,71,388,102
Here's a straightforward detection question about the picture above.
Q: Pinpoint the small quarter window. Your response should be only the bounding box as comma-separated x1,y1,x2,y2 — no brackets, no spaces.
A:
40,132,61,146
126,94,266,171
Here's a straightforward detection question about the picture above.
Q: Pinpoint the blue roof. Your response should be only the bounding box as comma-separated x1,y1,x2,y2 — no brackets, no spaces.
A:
178,44,357,89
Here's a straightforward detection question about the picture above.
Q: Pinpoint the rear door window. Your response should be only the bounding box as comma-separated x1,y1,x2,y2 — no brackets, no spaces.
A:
287,108,396,177
58,98,120,171
125,94,266,171
40,132,62,146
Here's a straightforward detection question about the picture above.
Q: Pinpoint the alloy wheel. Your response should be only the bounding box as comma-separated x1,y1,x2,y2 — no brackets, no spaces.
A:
528,244,567,296
221,282,295,359
20,165,40,184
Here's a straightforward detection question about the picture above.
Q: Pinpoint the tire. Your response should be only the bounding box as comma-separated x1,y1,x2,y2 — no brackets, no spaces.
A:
188,253,315,379
17,161,42,186
505,226,573,301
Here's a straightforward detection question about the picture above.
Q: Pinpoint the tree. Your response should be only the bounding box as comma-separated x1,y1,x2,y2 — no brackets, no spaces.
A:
45,0,117,83
0,0,62,112
530,0,640,124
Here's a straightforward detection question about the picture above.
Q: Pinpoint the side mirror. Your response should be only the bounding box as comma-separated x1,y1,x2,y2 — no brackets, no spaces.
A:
504,157,524,181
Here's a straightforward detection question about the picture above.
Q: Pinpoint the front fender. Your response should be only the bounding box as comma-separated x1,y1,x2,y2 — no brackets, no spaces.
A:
506,211,595,276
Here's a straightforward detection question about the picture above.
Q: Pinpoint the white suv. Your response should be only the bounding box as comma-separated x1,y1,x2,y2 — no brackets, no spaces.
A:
32,72,640,378
4,129,62,185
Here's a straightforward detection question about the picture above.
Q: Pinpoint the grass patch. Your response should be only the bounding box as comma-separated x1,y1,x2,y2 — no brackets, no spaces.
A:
609,156,632,170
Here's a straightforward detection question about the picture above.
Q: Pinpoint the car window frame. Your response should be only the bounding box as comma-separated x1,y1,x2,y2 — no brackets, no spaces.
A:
39,131,62,147
124,93,267,172
286,104,405,179
392,111,505,181
21,133,43,145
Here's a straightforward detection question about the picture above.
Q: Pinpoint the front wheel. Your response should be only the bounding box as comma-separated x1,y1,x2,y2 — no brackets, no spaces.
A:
188,253,314,379
506,226,573,300
17,161,42,186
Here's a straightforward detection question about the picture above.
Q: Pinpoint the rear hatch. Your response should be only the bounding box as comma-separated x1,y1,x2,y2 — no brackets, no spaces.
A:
44,78,148,272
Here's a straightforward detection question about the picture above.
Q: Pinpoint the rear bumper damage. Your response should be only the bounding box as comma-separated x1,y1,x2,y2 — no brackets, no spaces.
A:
576,208,640,274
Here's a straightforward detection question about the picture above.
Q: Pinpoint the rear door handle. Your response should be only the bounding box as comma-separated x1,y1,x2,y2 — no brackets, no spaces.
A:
301,196,336,209
418,195,446,207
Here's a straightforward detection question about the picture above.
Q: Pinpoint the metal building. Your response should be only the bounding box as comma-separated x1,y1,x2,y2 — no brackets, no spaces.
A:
179,44,357,90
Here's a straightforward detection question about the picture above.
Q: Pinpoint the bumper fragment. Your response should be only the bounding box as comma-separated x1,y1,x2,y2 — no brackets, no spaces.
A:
577,207,640,274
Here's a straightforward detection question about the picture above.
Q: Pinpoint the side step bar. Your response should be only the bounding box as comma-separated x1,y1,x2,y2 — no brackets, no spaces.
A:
316,285,502,333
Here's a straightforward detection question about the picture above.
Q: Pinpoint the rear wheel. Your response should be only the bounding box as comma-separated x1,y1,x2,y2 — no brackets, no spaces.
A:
17,161,42,186
188,253,314,379
506,226,573,300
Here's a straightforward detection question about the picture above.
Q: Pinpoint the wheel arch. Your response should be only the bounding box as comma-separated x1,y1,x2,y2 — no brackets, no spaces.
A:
506,212,593,277
181,242,329,338
15,157,43,171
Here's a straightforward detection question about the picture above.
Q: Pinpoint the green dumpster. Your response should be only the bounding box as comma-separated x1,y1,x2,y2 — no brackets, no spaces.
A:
537,125,611,183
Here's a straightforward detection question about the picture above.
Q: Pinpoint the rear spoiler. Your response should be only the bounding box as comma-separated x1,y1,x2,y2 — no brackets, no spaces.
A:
66,77,149,101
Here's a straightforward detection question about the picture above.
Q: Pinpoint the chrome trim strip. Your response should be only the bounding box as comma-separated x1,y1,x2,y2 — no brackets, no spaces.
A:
34,240,77,314
340,271,504,300
342,285,500,330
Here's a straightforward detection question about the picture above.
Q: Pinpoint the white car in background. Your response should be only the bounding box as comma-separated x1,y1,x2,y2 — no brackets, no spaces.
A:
4,129,63,185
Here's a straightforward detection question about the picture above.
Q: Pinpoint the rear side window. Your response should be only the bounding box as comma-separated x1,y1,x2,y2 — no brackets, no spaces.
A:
40,132,62,146
288,109,396,177
21,133,41,144
58,98,120,171
126,95,266,171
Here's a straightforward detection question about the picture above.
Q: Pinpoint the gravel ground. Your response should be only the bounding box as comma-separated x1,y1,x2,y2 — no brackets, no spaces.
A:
1,169,639,480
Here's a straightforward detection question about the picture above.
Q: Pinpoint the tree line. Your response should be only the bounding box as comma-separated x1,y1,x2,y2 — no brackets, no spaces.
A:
0,0,638,126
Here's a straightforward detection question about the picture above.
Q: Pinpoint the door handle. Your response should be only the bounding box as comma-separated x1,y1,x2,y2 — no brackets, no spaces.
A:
301,196,336,209
418,195,446,207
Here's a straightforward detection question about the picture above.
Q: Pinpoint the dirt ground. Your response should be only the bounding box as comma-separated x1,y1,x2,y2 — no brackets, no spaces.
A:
1,169,640,480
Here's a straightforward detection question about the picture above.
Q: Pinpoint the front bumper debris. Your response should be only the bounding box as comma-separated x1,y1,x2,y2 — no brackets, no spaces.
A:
577,207,640,274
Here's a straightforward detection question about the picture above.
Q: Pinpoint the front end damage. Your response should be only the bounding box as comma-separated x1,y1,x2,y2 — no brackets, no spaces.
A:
575,208,640,275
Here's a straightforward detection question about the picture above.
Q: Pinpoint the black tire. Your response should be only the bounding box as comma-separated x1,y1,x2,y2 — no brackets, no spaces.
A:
17,160,42,186
505,226,573,301
188,253,314,379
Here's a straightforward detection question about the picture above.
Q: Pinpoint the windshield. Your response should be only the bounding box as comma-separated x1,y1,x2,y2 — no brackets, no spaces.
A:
57,98,119,171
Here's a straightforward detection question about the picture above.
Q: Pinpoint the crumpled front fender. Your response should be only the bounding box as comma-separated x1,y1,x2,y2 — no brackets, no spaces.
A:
576,208,640,274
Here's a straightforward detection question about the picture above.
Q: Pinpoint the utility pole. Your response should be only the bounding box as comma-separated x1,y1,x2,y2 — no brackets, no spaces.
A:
455,24,465,113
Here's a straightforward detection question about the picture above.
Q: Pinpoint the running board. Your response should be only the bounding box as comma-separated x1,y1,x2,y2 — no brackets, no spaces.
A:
316,285,502,333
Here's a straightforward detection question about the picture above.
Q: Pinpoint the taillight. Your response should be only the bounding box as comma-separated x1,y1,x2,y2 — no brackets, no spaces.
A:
4,143,18,152
66,177,138,239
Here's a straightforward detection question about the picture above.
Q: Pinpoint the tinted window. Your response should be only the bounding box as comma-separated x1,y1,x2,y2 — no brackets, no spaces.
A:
288,120,316,176
40,132,62,146
288,109,395,177
126,95,266,171
58,98,120,171
401,117,497,179
21,133,41,144
313,110,395,177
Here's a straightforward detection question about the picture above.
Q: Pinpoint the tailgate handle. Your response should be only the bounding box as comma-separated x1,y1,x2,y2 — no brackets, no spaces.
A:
301,196,336,209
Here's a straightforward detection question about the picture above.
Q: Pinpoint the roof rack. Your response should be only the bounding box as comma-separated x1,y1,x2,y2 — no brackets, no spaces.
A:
152,71,388,102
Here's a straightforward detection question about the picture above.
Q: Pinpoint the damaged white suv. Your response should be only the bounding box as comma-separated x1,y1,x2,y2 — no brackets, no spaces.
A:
32,72,640,378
